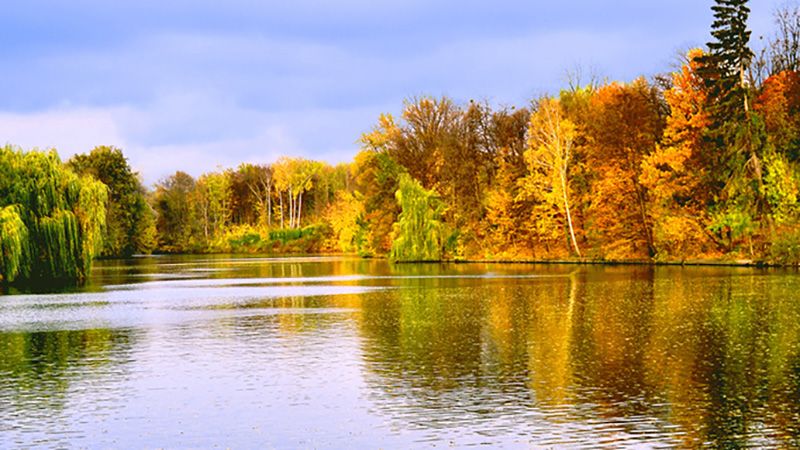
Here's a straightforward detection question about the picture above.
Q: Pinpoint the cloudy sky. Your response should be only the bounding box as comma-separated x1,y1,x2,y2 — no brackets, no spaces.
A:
0,0,785,185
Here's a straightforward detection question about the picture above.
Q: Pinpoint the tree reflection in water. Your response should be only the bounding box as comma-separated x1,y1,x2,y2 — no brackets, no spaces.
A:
358,266,800,447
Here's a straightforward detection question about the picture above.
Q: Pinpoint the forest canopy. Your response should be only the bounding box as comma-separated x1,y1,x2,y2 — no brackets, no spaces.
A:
3,0,800,285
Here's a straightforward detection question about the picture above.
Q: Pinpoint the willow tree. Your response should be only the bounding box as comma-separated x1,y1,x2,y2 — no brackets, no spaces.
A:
390,173,444,262
68,146,156,257
0,146,107,284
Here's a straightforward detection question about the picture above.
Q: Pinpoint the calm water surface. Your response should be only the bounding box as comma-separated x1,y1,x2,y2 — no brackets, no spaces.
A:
1,256,800,448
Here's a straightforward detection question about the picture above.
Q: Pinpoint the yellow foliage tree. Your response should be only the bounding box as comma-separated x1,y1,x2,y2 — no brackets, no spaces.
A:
523,97,581,257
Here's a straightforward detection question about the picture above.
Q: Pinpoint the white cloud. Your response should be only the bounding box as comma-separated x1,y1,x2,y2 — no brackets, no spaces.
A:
1,0,786,187
0,97,385,186
0,107,129,158
0,27,693,187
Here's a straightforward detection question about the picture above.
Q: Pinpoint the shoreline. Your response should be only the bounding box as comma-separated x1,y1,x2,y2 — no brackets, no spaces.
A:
448,258,796,268
126,252,800,268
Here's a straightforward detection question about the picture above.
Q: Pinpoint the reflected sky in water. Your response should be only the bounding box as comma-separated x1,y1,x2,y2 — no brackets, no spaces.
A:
1,256,799,448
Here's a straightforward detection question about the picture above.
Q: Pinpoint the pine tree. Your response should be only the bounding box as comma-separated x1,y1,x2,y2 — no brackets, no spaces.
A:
698,0,754,121
698,0,773,254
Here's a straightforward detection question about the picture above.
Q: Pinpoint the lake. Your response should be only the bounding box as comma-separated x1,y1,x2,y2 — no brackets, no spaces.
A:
1,256,799,448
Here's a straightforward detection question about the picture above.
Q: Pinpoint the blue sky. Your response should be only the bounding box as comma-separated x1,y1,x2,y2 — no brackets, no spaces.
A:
0,0,785,184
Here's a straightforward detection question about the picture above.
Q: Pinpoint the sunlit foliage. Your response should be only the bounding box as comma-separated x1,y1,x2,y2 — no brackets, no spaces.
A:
522,97,581,257
7,0,800,266
68,146,156,257
0,146,106,284
390,174,444,262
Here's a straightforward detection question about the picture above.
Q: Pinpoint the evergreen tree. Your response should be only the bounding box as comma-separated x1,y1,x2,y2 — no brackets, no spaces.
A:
698,0,754,122
695,0,775,254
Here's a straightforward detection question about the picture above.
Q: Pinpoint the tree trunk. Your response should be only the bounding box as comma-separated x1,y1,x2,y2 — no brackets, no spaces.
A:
288,188,294,229
627,149,655,256
267,186,272,228
297,192,303,229
561,172,581,258
741,60,749,114
279,192,284,229
203,203,209,241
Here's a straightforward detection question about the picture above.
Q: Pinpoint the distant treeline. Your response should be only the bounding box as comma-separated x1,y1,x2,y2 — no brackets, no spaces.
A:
2,0,800,284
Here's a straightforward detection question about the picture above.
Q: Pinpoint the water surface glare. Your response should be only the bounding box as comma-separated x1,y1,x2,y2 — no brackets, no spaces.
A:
1,256,800,448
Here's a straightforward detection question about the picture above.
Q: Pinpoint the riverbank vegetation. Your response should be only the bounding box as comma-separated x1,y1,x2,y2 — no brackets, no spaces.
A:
2,0,800,284
0,147,107,284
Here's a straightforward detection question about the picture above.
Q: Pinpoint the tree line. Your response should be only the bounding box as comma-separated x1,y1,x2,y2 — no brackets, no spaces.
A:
2,0,800,285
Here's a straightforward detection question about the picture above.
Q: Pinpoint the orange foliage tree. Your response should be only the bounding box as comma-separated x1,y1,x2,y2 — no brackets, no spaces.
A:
640,49,718,259
582,78,664,258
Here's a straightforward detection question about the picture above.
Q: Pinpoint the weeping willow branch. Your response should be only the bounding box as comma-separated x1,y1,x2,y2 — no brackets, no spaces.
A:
390,173,444,262
0,205,29,283
0,146,107,284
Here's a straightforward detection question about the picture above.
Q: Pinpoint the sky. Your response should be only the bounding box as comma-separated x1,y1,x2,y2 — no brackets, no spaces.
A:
0,0,786,185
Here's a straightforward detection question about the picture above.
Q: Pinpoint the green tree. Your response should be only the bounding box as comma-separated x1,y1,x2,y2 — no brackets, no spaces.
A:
153,171,196,253
698,0,754,122
0,146,106,284
355,127,403,256
696,0,772,253
193,170,232,244
68,146,156,257
390,174,444,262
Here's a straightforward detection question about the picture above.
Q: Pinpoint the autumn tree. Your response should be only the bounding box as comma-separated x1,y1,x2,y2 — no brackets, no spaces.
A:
193,170,231,243
325,190,365,253
756,69,800,159
522,97,581,257
755,70,800,229
584,79,664,258
373,97,500,254
389,97,459,190
483,106,534,257
558,85,596,253
233,163,274,229
767,2,800,75
641,49,718,258
273,157,323,229
228,164,259,226
352,127,403,256
442,100,495,231
308,163,349,222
